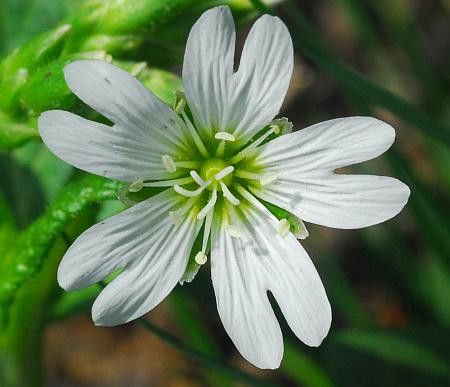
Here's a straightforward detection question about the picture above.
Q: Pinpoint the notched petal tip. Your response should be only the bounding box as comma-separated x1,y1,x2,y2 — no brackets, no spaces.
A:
302,307,332,348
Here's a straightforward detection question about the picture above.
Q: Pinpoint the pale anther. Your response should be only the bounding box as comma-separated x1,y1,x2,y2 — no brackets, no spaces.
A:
278,218,290,237
296,218,309,240
215,166,234,180
169,211,183,226
214,132,235,142
226,224,243,238
174,92,186,114
260,172,278,186
270,124,280,135
194,251,208,265
162,154,177,173
128,180,143,192
270,117,293,134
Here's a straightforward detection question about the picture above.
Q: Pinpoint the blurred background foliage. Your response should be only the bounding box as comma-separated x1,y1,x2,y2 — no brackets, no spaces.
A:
0,0,449,386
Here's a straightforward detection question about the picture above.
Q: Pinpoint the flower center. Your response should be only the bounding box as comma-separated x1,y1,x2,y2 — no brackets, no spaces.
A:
200,158,232,190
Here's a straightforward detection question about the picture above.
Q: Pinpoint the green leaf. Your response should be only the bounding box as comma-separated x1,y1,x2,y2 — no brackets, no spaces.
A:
0,175,123,327
333,330,449,377
279,2,450,146
0,192,16,259
282,343,335,387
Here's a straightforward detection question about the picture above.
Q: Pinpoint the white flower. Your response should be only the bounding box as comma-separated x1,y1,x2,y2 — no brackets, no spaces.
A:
38,6,410,369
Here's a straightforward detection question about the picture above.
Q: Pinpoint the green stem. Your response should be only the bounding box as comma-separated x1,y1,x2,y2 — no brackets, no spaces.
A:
0,237,64,386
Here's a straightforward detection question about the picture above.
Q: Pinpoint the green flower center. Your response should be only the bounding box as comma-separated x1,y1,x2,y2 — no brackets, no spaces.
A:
200,158,233,190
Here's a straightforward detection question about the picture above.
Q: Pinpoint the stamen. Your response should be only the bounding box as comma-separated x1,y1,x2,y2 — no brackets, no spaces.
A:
174,184,207,197
174,91,186,114
296,218,309,240
181,111,209,158
270,124,280,135
270,117,293,134
230,127,277,164
128,180,143,192
169,211,183,226
197,184,217,219
175,98,186,114
143,176,193,187
194,251,208,265
214,132,235,142
220,182,240,205
215,166,234,180
162,154,177,173
190,170,207,186
202,209,213,254
260,172,278,186
215,140,226,158
175,160,201,169
278,218,290,237
234,169,261,180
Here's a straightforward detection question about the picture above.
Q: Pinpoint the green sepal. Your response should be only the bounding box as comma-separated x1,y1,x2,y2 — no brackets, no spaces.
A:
114,62,183,106
79,34,143,55
0,25,72,110
118,185,167,206
0,24,72,79
180,224,210,285
18,51,110,115
0,109,37,150
259,198,306,238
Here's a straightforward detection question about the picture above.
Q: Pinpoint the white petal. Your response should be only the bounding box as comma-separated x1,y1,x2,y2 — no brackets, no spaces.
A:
232,14,293,145
58,190,183,290
63,60,192,156
211,199,331,368
39,110,188,181
182,6,235,141
256,117,396,175
89,194,201,326
251,174,410,229
182,6,293,146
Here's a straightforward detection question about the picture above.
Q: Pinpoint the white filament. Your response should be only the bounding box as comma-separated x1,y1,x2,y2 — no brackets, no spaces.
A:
181,111,209,158
190,170,208,187
143,176,193,187
220,182,240,205
197,185,217,219
174,184,206,197
230,126,277,164
202,209,213,254
260,172,278,186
